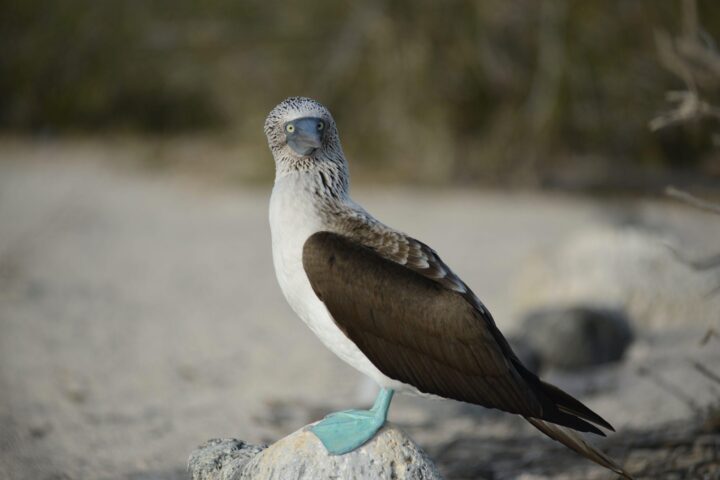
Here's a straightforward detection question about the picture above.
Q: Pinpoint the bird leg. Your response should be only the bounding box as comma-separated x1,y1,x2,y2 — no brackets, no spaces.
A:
310,388,394,455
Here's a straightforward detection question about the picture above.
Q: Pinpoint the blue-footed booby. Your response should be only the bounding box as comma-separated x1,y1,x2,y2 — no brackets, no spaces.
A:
264,97,631,478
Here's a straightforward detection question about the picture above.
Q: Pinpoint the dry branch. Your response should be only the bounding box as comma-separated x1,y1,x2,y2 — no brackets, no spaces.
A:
650,0,720,131
665,186,720,215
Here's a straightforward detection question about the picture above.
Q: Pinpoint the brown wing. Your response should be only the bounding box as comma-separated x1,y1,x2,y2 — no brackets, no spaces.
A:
303,231,614,434
303,230,539,414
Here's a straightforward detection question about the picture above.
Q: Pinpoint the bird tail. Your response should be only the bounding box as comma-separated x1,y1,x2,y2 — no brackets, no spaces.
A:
525,417,633,479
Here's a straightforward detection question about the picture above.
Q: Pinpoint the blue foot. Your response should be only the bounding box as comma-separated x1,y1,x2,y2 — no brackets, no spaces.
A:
310,388,394,455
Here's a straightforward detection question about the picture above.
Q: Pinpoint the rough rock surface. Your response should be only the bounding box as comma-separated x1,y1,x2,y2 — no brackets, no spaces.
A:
188,439,267,480
519,306,634,370
188,423,442,480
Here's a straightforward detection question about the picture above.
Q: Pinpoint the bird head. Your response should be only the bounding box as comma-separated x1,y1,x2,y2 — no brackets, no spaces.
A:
264,97,340,162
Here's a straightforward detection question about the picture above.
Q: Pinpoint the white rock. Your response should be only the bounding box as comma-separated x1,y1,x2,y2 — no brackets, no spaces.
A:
189,423,442,480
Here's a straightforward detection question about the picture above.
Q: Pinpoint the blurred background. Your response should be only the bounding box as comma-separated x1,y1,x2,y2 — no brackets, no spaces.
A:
1,1,719,479
1,0,719,188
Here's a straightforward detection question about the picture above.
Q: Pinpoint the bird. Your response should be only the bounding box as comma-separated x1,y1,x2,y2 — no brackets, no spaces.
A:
264,96,631,478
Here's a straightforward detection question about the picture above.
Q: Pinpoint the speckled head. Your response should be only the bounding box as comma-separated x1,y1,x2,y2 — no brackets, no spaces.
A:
264,97,341,158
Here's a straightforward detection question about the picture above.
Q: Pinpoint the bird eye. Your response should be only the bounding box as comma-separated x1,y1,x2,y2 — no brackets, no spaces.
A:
317,121,324,131
286,124,295,133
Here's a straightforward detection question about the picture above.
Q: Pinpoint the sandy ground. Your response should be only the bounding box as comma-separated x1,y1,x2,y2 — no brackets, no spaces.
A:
0,149,719,479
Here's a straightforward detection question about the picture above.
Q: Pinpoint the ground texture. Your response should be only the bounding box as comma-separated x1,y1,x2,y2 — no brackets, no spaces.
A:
1,146,719,479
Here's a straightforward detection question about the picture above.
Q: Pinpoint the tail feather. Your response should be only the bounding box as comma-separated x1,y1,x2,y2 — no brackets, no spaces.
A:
525,417,633,479
539,380,615,432
512,359,615,433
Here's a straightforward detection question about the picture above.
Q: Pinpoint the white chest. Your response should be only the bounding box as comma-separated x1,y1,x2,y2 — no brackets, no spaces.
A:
268,176,405,389
268,177,324,320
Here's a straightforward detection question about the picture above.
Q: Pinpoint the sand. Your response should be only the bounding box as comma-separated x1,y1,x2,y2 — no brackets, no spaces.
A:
1,148,718,479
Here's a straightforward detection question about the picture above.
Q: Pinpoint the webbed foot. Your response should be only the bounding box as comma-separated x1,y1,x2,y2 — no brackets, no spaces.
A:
310,388,394,455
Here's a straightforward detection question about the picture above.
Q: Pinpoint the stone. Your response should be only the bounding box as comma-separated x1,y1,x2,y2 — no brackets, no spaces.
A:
519,306,633,370
188,439,266,480
188,422,442,480
511,226,720,331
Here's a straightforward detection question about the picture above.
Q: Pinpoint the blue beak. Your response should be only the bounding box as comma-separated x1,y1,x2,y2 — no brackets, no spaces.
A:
286,117,324,155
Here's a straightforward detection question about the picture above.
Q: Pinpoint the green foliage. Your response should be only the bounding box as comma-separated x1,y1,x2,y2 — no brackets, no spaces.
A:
1,0,718,181
0,0,223,132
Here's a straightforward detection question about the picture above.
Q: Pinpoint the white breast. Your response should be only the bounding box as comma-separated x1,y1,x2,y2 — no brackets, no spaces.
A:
269,174,411,391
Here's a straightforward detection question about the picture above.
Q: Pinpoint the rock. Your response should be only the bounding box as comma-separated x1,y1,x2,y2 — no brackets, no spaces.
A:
188,439,267,480
512,226,720,331
519,306,633,370
188,422,442,480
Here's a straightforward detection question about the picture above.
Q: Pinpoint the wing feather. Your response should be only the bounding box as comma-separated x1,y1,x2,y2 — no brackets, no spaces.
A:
303,231,542,416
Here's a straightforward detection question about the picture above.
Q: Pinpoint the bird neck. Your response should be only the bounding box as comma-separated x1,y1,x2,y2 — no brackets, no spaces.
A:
274,151,351,203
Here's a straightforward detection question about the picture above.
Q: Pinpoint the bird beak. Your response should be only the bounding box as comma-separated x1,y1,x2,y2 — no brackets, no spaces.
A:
287,118,324,156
